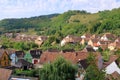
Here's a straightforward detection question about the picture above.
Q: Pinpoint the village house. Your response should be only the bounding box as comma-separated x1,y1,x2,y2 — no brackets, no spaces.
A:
61,35,82,46
108,43,116,51
0,50,11,67
15,34,38,42
91,34,100,39
103,55,120,74
82,45,96,52
88,39,99,51
114,38,120,49
108,41,120,50
9,50,25,66
15,51,25,60
81,33,92,39
24,52,32,63
4,33,13,38
100,33,116,41
39,51,103,79
35,36,48,46
30,49,42,64
88,39,99,47
40,51,103,69
80,38,89,45
15,59,33,70
10,53,16,66
97,40,114,50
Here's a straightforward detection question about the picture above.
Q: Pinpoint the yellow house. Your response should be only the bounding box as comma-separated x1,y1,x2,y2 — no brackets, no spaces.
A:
0,51,11,67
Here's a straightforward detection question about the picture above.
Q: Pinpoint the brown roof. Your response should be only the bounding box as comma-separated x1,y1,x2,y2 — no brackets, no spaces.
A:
91,34,100,39
37,36,48,41
105,33,116,39
15,51,25,58
40,51,101,65
40,51,88,64
116,42,120,49
63,35,82,43
115,37,120,43
91,39,99,43
107,71,120,80
84,33,92,38
0,49,5,58
40,51,59,64
5,49,16,55
0,68,12,80
99,40,113,45
103,55,118,68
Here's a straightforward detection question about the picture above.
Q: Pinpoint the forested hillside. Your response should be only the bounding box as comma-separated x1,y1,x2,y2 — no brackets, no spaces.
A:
0,8,120,36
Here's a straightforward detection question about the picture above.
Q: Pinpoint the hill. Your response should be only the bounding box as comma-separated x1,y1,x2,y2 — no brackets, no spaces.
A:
0,8,120,36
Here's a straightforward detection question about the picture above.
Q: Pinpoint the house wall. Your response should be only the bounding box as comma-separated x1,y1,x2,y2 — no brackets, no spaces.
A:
88,40,93,47
10,53,16,65
105,61,120,74
108,46,115,51
32,59,39,64
24,53,32,63
61,39,66,46
81,39,85,45
101,36,108,41
0,52,10,67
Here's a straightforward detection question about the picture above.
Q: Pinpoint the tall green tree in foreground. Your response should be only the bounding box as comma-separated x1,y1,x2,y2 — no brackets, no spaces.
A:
84,53,105,80
39,56,78,80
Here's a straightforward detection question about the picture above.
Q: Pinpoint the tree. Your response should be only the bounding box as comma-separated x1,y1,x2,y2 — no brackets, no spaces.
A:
115,49,120,68
84,53,105,80
39,57,78,80
102,49,110,61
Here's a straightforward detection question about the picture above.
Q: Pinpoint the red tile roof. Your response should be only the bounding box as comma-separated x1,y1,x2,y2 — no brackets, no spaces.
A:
107,71,120,80
40,51,88,64
0,68,12,80
40,51,101,65
103,55,118,68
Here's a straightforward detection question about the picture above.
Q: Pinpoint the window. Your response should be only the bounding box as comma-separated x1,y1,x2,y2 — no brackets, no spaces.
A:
4,56,6,60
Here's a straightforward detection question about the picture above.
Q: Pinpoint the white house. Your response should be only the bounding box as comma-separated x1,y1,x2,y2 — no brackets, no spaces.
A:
105,61,120,74
100,33,115,41
104,55,120,74
61,39,66,46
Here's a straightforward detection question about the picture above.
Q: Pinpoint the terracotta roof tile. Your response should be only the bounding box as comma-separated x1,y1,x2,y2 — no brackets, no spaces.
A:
40,51,101,65
107,71,120,80
0,68,12,80
103,55,118,68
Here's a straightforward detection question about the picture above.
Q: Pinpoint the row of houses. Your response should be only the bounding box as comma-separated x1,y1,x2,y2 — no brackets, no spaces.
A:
1,32,120,80
0,48,120,79
61,33,120,51
4,32,120,51
0,49,42,69
4,33,48,46
4,32,120,49
39,51,120,79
